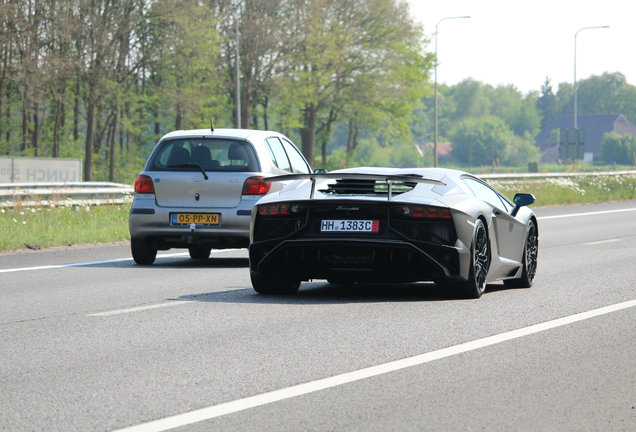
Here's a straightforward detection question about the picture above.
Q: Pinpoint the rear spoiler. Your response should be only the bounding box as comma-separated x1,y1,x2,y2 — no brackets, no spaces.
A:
264,173,446,200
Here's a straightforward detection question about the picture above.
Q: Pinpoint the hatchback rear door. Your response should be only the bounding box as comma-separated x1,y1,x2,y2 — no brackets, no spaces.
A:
146,137,260,208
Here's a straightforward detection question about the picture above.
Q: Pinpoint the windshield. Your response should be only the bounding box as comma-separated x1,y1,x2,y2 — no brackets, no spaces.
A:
147,138,259,172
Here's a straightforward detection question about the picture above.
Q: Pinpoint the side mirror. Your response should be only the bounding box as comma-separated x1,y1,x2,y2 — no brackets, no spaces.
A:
511,193,535,217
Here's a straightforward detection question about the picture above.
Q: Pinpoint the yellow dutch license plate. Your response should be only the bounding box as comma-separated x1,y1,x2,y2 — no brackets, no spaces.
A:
171,213,220,226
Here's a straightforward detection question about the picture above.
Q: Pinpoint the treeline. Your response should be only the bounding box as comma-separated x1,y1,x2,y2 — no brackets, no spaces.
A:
0,0,429,180
2,1,636,183
409,72,636,168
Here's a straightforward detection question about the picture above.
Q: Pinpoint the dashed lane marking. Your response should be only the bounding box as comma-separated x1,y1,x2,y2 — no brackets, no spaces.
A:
0,250,242,274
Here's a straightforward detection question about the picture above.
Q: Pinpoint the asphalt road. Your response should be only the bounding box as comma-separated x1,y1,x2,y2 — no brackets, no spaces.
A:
1,200,635,431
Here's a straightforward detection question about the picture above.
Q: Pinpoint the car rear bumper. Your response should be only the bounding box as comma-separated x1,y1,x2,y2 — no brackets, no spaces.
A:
128,201,252,249
249,238,467,283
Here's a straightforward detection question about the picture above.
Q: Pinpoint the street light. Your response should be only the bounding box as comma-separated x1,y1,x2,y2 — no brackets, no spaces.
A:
433,15,470,167
574,25,608,129
235,6,241,128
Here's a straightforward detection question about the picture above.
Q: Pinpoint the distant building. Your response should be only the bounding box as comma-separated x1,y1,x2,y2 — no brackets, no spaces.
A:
535,114,636,162
419,141,453,160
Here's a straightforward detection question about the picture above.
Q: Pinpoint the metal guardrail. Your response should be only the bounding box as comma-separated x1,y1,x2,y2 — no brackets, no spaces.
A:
0,170,634,208
479,170,636,180
0,182,134,208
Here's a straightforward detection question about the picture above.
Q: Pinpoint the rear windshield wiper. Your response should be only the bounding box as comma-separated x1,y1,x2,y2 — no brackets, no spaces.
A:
166,164,209,180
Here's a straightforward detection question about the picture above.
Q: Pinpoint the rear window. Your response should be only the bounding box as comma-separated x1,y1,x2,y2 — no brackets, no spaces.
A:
147,138,259,172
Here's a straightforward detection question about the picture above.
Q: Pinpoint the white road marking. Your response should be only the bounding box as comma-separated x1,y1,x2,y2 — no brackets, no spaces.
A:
88,301,191,317
0,250,242,274
537,207,636,220
0,209,632,274
112,299,636,432
582,238,623,246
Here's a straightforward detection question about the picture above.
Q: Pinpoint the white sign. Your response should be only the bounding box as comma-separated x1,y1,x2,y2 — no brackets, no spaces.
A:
0,157,82,183
0,158,11,182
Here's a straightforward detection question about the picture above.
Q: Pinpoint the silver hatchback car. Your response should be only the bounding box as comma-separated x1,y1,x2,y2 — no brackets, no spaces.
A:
129,128,311,264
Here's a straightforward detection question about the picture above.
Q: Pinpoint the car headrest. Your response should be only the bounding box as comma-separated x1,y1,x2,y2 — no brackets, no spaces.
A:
167,147,190,166
228,143,247,161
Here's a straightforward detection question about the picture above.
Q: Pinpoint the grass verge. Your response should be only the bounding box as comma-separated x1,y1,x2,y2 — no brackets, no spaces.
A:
1,202,130,252
490,174,636,206
1,173,635,252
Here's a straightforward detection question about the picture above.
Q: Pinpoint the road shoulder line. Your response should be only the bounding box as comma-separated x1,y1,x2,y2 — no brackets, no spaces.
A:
112,299,636,432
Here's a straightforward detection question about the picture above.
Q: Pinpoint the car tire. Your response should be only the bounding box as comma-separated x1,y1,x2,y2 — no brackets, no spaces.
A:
455,219,490,299
189,246,211,260
250,270,300,295
131,238,157,265
504,219,538,289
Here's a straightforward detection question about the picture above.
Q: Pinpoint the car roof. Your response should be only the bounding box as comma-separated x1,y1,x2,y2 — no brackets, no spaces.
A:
159,128,281,141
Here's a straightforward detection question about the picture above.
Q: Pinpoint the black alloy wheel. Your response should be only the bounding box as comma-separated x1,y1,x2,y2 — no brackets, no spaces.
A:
505,219,538,288
456,219,490,299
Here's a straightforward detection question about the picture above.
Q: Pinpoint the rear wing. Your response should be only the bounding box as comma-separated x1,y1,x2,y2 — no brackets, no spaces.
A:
264,173,446,200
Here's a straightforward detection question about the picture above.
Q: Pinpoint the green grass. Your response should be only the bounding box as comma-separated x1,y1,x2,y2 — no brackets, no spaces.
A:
443,162,636,175
1,173,635,252
490,174,636,206
1,202,131,251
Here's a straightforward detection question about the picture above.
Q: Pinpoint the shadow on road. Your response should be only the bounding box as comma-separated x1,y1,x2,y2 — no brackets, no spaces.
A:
171,281,505,305
85,257,250,269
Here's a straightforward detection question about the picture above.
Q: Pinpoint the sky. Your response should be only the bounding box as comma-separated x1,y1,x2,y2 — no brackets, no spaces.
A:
406,0,635,95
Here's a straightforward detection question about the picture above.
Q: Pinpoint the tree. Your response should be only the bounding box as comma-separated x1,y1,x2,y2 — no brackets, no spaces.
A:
600,132,636,165
144,0,223,132
218,0,291,129
278,0,429,166
537,77,558,128
447,79,491,122
450,116,513,166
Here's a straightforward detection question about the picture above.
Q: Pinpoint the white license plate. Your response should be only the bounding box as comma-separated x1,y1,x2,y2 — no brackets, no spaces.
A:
320,219,379,233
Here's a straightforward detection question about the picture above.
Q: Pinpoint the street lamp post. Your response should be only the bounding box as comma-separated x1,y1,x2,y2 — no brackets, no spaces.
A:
574,25,608,129
235,12,241,129
433,15,470,167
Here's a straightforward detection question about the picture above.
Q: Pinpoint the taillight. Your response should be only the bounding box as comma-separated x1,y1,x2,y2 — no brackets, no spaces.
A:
392,205,451,219
134,175,155,194
242,176,271,195
257,203,307,216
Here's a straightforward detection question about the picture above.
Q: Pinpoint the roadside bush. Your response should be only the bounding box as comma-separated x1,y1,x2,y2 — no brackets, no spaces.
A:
600,132,636,166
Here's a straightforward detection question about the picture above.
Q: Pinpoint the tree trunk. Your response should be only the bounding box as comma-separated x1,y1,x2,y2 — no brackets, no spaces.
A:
21,91,28,152
119,107,124,152
300,103,317,166
109,110,117,182
73,71,80,142
320,108,336,166
31,102,38,156
0,48,5,151
53,99,63,157
5,104,10,148
84,97,94,181
175,102,183,130
262,96,269,130
346,118,359,165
